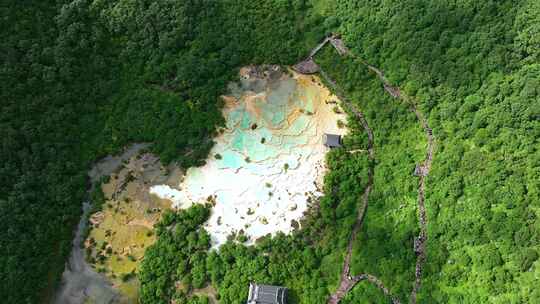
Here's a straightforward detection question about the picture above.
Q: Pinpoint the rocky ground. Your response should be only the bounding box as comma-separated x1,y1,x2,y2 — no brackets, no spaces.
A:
84,151,181,302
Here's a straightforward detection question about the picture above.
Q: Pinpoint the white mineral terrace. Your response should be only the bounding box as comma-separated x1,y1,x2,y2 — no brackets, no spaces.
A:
150,67,347,246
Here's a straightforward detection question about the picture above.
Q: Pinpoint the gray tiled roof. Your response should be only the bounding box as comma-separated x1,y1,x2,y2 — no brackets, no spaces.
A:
324,133,342,147
247,283,287,304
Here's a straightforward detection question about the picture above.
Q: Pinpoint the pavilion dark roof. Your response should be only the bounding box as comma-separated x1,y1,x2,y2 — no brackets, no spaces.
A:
247,283,287,304
292,57,320,74
324,133,342,148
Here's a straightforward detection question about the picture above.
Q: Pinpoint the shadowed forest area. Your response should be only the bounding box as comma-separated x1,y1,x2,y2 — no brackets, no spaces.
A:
1,1,538,303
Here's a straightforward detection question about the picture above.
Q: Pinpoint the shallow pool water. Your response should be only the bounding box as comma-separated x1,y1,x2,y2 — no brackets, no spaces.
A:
151,67,347,246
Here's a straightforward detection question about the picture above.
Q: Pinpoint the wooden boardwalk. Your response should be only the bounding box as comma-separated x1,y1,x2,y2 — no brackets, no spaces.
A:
294,34,435,304
292,35,349,74
320,69,400,304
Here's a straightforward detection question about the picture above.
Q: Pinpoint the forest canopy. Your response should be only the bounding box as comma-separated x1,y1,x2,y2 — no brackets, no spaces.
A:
1,0,539,303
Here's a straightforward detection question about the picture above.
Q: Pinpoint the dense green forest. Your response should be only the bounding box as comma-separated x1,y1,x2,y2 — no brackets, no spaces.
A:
1,1,321,302
1,0,539,303
325,1,540,302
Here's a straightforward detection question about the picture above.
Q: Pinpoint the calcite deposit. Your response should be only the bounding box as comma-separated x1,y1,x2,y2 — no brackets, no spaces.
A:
150,66,347,246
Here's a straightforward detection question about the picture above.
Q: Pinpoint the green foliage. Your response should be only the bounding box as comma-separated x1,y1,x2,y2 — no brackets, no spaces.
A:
3,0,539,303
139,205,211,303
121,271,136,283
1,0,326,302
90,182,107,213
315,0,540,302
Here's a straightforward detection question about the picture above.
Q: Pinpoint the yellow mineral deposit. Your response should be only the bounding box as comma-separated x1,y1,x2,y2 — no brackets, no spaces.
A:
85,153,174,302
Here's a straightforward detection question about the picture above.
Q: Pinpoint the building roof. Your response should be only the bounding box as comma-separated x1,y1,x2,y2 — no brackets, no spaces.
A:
247,283,287,304
323,133,342,148
292,57,320,74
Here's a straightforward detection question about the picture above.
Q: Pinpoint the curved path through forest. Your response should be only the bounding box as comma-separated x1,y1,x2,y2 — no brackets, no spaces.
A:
296,35,435,304
361,63,435,304
319,68,401,304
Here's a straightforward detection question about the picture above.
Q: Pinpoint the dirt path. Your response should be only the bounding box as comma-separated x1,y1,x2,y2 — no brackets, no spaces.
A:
191,285,219,304
297,35,435,304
